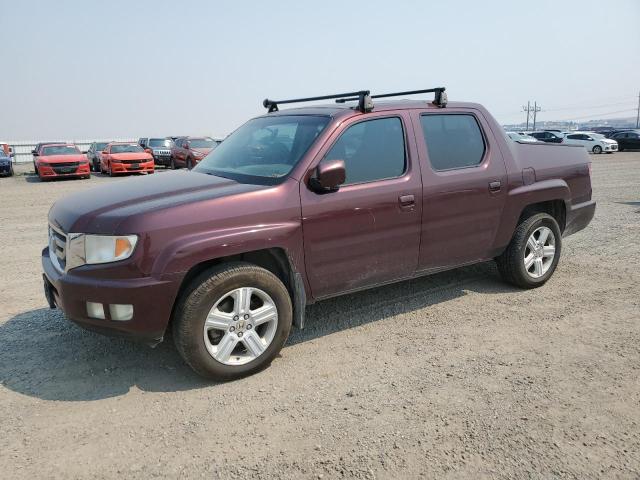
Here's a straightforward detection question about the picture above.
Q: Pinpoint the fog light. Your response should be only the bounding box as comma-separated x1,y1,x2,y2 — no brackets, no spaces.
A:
109,304,133,321
86,302,105,319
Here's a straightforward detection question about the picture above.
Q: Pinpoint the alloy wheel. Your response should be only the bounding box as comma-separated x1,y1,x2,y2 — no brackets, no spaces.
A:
203,287,278,366
523,226,556,278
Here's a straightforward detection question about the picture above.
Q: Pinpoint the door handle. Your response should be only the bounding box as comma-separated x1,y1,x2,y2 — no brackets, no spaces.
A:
489,181,501,193
399,194,415,209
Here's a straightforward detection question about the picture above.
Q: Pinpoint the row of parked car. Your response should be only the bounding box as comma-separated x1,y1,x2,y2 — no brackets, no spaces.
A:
23,136,221,181
506,128,640,154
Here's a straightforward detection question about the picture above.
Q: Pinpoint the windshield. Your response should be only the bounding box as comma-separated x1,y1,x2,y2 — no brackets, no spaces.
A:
148,138,171,147
111,144,144,154
42,145,80,156
95,142,108,150
590,133,605,140
188,138,217,148
195,115,330,184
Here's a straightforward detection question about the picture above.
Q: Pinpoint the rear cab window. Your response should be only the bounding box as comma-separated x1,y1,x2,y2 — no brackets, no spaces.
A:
419,114,486,171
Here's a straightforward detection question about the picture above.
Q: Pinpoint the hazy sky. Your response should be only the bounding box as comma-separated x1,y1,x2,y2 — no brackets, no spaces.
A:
1,0,639,141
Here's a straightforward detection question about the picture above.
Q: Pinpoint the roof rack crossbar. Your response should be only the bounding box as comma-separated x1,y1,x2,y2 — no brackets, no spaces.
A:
263,90,371,113
336,87,447,107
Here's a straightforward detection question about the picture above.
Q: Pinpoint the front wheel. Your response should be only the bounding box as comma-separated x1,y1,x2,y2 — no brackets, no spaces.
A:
496,213,562,289
592,145,602,154
173,263,292,380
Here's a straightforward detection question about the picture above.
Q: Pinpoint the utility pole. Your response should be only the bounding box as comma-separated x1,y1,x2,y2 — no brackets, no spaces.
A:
532,101,541,131
636,90,639,128
522,101,542,131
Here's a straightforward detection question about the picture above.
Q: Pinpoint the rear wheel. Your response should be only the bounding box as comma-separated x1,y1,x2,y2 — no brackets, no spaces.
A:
496,213,562,289
187,157,193,170
173,263,292,380
592,145,602,154
108,163,115,177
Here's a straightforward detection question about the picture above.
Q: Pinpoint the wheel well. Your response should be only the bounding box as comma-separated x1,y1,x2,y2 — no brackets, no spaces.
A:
519,200,566,233
168,248,294,329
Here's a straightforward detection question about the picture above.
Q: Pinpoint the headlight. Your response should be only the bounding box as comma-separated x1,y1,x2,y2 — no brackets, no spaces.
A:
65,234,138,270
85,235,138,264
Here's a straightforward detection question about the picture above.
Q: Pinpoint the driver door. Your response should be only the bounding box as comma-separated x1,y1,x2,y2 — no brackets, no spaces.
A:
300,113,422,299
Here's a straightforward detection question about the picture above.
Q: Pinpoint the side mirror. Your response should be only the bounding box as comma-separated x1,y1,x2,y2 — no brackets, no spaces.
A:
310,159,346,193
31,150,37,154
81,150,88,154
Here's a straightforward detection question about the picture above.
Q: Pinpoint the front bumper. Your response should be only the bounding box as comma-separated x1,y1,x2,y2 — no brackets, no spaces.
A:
42,247,182,343
111,161,155,174
39,164,90,178
603,144,618,152
564,199,596,237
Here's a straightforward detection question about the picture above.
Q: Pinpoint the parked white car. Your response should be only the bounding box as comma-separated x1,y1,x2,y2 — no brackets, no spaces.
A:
506,131,538,143
563,132,618,154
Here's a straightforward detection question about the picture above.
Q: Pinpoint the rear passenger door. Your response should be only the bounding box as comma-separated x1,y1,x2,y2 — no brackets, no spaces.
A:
300,113,423,299
412,110,507,271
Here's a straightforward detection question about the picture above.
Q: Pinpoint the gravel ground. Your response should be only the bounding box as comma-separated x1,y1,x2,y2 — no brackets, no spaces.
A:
1,154,639,479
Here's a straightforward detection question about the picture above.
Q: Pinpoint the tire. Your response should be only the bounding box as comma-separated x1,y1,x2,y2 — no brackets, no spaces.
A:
108,163,114,177
496,213,562,289
173,262,292,380
187,157,193,170
592,145,602,154
618,147,624,152
170,157,177,169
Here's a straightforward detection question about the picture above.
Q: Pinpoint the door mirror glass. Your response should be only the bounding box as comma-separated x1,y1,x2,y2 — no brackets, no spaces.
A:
310,159,346,192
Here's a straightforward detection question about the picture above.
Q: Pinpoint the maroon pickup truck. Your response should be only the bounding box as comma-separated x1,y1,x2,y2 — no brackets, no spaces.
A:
42,87,595,380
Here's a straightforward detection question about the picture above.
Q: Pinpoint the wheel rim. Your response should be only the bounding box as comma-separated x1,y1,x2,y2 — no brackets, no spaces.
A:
594,146,602,154
203,287,278,366
524,226,556,279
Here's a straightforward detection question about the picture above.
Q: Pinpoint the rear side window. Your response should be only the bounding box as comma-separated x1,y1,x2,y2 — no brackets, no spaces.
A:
420,114,485,171
324,117,406,185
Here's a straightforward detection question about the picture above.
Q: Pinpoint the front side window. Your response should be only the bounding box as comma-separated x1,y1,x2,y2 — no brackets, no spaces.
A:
420,114,485,171
324,117,406,185
195,115,330,185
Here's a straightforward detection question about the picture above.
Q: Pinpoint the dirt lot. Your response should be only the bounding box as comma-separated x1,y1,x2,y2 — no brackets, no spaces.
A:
1,154,639,479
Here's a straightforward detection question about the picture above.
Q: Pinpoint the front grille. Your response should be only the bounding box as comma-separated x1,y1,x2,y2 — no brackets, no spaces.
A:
49,225,67,272
120,159,147,165
154,149,171,155
52,162,79,168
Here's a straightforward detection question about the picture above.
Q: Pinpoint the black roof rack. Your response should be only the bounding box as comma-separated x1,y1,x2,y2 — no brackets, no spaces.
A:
263,90,374,114
336,87,447,108
262,87,447,114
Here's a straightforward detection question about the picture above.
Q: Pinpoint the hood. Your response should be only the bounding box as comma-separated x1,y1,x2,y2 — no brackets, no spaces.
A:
191,147,213,156
49,170,268,234
110,152,153,161
40,154,87,164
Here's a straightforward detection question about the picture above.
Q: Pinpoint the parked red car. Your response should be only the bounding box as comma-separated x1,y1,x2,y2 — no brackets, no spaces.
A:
99,142,154,176
34,143,90,181
170,136,219,169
